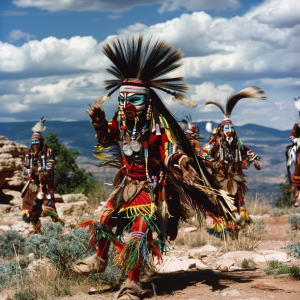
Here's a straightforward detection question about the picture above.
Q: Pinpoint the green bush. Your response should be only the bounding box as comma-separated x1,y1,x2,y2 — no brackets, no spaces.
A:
241,259,249,268
275,175,293,208
0,230,25,258
289,266,300,278
270,208,285,217
285,241,300,259
288,214,300,228
25,222,93,269
0,259,28,290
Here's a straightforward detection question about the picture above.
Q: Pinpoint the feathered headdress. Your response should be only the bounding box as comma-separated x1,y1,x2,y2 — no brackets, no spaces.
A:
204,86,266,120
95,35,197,108
31,116,46,140
294,96,300,112
185,114,199,133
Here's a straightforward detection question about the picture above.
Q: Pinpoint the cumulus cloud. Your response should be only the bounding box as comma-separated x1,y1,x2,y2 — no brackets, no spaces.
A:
0,36,107,78
245,0,300,28
2,1,300,130
8,29,35,43
118,10,300,81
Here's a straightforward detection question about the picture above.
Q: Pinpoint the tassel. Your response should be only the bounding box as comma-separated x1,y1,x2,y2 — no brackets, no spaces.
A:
172,93,197,107
95,93,109,104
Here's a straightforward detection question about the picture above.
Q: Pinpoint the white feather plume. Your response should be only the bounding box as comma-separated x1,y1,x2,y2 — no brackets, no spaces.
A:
32,120,47,133
205,121,213,133
295,99,300,111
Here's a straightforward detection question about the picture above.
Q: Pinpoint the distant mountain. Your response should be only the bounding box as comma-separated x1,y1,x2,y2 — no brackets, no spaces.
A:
1,121,290,202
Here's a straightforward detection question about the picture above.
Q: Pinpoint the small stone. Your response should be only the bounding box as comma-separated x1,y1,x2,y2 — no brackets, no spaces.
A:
88,288,96,295
28,253,34,261
221,290,241,297
218,264,228,272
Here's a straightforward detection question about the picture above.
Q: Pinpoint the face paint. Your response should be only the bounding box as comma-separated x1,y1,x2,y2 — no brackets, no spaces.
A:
222,124,235,144
119,92,147,119
31,138,40,152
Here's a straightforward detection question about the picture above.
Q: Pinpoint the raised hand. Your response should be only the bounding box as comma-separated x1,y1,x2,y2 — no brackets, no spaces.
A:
253,161,261,170
180,157,197,185
86,104,106,126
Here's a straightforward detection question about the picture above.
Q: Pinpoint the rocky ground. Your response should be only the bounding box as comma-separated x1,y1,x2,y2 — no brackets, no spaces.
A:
1,180,300,300
1,205,299,300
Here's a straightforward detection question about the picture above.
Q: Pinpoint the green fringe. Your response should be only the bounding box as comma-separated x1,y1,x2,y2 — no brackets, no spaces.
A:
41,209,65,225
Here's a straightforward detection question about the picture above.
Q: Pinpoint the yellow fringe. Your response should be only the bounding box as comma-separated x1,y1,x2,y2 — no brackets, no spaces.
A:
118,204,157,220
102,208,115,217
240,208,249,221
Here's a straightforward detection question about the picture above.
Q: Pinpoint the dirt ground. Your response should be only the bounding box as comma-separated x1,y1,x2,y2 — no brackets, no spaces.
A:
56,215,300,300
58,267,300,300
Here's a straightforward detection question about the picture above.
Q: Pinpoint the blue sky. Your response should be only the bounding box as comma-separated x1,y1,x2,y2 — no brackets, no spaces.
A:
0,0,299,130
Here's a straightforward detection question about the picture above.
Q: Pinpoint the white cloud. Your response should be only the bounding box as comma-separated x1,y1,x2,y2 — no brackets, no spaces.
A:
0,36,106,76
245,0,300,28
1,2,300,130
118,10,300,81
8,29,35,43
12,0,239,13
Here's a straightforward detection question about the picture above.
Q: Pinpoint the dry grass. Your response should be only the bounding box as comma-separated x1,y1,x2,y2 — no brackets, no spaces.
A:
171,231,207,248
245,196,272,216
221,219,267,253
285,229,300,244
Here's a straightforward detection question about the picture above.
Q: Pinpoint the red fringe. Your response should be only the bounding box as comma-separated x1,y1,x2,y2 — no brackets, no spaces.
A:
77,220,96,250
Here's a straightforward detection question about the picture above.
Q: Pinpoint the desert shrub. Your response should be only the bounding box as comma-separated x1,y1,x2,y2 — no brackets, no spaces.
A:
263,268,276,275
270,207,286,217
275,175,294,208
289,266,300,278
0,230,25,258
241,259,249,268
285,241,300,259
25,222,93,269
223,219,267,252
288,214,300,229
277,263,290,275
268,260,279,269
0,259,28,290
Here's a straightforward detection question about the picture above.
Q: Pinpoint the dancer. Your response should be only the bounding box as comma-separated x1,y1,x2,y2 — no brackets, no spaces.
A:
21,117,63,226
73,35,237,299
289,96,300,207
200,87,266,237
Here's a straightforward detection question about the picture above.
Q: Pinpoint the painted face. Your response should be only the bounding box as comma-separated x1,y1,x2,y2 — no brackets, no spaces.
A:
222,124,235,144
31,138,40,152
119,92,147,119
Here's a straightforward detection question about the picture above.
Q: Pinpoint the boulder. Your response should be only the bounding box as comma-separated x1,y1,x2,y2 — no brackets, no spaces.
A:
215,258,235,269
182,227,198,233
56,201,90,216
5,190,22,206
196,244,218,254
222,250,290,263
218,264,228,272
54,193,63,203
62,193,90,203
0,136,28,193
155,256,209,273
0,204,12,214
0,225,12,232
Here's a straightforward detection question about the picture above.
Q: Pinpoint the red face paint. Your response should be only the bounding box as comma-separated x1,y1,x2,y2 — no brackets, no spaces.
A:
123,102,137,119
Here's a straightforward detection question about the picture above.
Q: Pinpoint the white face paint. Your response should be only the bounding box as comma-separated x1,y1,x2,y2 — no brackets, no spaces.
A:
222,124,235,144
118,92,147,119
